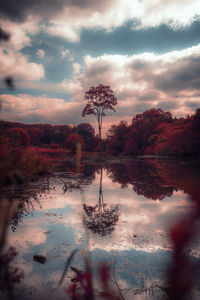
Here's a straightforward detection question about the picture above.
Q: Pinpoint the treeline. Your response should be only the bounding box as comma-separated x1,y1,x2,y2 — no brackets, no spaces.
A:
0,107,200,158
106,108,200,157
0,121,97,184
0,121,97,152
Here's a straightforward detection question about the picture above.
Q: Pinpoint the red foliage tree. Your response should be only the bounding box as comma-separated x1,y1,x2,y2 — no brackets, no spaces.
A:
5,127,30,148
106,120,130,155
64,133,85,153
27,127,44,146
191,108,200,155
82,84,117,149
53,125,73,146
0,136,9,158
76,123,96,151
40,124,55,145
77,123,95,137
125,108,172,155
154,117,194,156
107,160,173,200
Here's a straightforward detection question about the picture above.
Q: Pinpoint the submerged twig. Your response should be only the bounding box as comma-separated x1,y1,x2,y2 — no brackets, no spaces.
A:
112,259,125,300
58,248,79,287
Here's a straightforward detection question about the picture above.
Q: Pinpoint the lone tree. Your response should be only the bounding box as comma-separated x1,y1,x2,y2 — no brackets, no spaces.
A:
82,84,117,149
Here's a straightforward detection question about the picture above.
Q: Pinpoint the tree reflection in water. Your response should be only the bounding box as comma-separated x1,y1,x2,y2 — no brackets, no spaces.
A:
61,166,119,237
107,159,174,200
62,163,96,193
10,178,52,232
0,246,23,300
83,168,119,236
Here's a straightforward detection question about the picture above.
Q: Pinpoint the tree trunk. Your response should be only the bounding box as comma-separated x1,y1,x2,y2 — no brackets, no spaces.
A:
98,168,104,212
99,123,102,152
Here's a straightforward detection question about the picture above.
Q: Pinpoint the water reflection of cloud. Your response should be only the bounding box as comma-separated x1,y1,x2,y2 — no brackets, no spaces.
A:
40,193,70,210
9,225,47,252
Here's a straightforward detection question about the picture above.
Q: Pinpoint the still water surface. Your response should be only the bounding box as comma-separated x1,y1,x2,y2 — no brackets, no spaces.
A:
1,157,200,299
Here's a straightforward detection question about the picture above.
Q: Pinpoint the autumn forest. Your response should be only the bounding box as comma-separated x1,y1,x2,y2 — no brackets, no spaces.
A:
0,104,200,186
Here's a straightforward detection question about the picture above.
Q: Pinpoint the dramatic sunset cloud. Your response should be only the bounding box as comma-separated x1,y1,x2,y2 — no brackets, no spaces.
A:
0,0,200,132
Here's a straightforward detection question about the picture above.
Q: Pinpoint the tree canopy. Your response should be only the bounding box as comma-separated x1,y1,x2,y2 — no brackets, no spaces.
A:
82,84,117,146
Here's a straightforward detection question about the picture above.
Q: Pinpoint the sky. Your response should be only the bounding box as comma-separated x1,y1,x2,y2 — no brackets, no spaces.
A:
0,0,200,133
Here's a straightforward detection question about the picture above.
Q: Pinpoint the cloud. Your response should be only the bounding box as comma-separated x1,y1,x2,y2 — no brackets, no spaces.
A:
1,1,200,43
58,79,82,95
155,100,179,111
0,0,116,22
75,44,200,119
47,24,80,42
0,18,39,51
0,94,84,124
154,56,200,92
61,49,74,61
61,48,70,58
0,0,69,22
72,62,81,75
41,0,200,42
37,49,45,58
138,0,200,29
1,44,200,129
0,48,45,81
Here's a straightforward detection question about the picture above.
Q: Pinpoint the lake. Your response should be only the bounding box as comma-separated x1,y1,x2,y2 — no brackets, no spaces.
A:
1,157,200,300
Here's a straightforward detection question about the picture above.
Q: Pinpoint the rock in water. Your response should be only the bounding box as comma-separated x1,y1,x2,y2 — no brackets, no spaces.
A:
33,255,47,264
